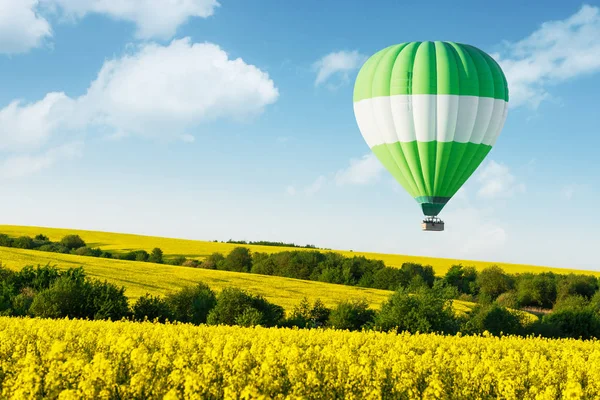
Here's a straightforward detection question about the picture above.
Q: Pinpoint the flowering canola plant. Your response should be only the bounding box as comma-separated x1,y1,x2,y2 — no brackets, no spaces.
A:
0,317,598,399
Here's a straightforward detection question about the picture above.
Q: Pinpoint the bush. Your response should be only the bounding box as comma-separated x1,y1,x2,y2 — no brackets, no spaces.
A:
553,295,589,312
462,304,525,336
11,264,61,292
148,248,163,264
13,236,34,250
535,309,600,340
206,287,284,327
88,280,130,320
133,294,172,323
201,253,225,270
182,259,201,268
375,288,459,334
38,243,70,254
443,264,478,295
327,299,375,331
166,283,217,325
285,297,330,328
0,234,14,247
222,247,252,272
476,266,513,301
557,274,598,301
34,234,49,241
60,235,86,250
495,291,519,309
167,256,187,266
11,287,36,316
29,275,91,319
515,273,556,309
74,247,103,257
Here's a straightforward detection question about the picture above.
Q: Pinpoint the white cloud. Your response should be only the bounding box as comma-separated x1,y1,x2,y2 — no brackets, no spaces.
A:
476,160,525,199
41,0,219,40
0,37,279,144
0,141,83,179
313,50,367,86
335,153,384,185
0,92,74,152
286,185,296,196
0,0,52,54
304,175,326,196
493,4,600,108
78,38,279,139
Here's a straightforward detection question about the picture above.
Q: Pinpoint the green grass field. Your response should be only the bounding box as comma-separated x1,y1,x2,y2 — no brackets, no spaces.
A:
0,224,597,276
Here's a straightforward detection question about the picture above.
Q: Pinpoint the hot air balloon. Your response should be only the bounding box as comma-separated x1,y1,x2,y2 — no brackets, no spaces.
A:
352,41,509,231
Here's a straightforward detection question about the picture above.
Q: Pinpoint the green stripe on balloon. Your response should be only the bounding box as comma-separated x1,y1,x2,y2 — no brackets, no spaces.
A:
353,41,508,102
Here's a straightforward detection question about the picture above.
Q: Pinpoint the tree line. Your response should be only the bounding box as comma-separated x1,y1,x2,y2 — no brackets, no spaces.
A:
2,233,600,317
1,263,600,340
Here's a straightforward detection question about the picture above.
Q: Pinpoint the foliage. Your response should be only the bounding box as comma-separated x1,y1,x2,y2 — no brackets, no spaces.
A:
462,303,526,336
327,299,375,331
165,283,217,325
375,287,459,334
133,293,172,323
207,287,284,327
60,234,86,250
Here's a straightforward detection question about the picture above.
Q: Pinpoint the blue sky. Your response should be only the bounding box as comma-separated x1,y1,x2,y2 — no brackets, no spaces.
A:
0,0,599,271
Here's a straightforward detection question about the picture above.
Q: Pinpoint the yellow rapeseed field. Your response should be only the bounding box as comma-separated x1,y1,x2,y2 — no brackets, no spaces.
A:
0,316,596,399
1,224,597,276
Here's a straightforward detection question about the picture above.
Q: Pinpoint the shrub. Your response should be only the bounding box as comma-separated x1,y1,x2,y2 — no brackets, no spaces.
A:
553,295,589,312
496,291,519,309
167,256,187,266
443,264,478,295
222,247,252,272
88,280,130,320
74,247,103,257
11,287,36,316
38,243,70,254
148,248,164,264
13,236,34,250
29,275,91,319
134,250,150,262
375,288,459,334
285,297,330,328
327,299,375,331
535,309,600,340
133,294,172,323
34,234,49,242
166,283,217,325
182,259,201,268
515,273,557,309
0,234,14,247
206,287,283,327
476,266,513,301
462,303,525,336
201,253,225,270
60,235,86,250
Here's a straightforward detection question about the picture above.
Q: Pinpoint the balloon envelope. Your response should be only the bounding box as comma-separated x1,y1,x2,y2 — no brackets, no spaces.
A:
353,41,509,217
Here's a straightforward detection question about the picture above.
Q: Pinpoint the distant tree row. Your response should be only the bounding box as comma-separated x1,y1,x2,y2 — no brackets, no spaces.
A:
2,263,600,340
0,233,180,265
223,239,320,249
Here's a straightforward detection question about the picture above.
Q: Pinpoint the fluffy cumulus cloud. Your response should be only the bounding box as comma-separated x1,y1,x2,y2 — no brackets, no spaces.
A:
0,0,52,54
475,160,525,199
335,153,384,186
493,4,600,108
0,37,278,177
78,38,279,139
313,50,367,86
40,0,220,40
0,92,75,152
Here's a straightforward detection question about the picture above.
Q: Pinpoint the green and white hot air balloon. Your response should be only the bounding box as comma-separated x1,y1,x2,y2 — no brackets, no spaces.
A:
353,41,509,231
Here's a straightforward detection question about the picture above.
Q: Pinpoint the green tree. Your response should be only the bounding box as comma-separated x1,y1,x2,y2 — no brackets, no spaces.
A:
166,283,217,325
222,247,253,272
148,248,164,264
60,235,86,250
476,266,513,301
327,299,375,331
375,287,459,334
133,294,172,322
206,287,283,327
